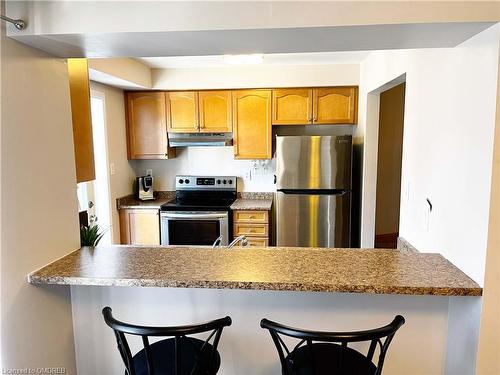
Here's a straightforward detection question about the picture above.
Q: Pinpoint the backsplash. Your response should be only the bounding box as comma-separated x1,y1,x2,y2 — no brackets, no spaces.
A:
131,146,277,192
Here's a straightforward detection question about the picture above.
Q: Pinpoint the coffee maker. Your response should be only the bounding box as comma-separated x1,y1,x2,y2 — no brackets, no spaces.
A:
135,175,154,201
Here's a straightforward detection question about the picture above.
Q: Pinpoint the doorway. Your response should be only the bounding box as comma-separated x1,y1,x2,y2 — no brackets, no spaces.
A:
89,90,112,244
374,83,406,248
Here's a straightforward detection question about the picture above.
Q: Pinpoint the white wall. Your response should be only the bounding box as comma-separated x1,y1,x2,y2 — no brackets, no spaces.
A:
357,24,500,285
90,82,135,243
152,64,359,90
0,23,78,374
72,285,474,375
133,147,276,192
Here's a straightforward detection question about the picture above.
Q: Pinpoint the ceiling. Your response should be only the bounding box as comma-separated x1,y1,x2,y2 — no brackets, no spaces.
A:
11,22,496,58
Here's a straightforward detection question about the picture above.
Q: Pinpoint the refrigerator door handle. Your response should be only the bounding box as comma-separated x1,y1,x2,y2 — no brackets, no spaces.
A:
278,189,349,195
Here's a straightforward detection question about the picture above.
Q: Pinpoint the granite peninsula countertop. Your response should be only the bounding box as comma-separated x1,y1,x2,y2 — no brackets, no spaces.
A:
230,199,273,211
28,246,481,296
116,192,175,210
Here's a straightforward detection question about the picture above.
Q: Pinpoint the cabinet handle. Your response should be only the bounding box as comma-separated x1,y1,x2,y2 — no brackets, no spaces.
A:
249,215,255,219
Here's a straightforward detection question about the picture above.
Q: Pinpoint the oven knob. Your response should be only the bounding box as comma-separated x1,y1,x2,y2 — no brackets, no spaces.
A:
223,179,227,184
178,179,184,184
185,179,190,184
228,179,233,185
217,179,221,184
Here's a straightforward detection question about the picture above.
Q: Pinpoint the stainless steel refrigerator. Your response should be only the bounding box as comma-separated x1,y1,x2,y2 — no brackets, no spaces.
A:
276,135,352,247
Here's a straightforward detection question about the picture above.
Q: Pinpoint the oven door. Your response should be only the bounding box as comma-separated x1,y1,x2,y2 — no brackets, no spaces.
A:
160,211,229,246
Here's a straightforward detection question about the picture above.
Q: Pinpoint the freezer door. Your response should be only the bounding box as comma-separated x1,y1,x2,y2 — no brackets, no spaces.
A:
276,191,351,248
276,135,352,190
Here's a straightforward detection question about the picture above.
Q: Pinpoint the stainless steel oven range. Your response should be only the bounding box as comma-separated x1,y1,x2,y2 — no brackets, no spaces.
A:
160,175,237,246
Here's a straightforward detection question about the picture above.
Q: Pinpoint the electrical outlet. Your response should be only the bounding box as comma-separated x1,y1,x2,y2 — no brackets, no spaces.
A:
244,170,252,180
146,169,153,176
109,162,116,176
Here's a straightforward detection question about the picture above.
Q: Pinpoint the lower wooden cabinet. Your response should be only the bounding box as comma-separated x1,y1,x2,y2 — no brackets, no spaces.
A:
233,210,270,246
246,237,269,247
119,208,160,245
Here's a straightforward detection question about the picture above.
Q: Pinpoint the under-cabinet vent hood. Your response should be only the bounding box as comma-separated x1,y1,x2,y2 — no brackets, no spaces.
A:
168,133,233,147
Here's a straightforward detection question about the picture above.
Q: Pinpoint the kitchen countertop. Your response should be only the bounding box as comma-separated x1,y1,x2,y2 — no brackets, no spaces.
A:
28,246,481,296
116,192,175,210
230,199,273,211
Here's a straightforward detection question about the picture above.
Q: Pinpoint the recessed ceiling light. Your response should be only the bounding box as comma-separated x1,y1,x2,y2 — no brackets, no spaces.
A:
223,54,264,65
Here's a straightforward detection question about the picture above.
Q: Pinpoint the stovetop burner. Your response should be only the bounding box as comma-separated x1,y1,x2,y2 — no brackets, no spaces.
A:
160,175,237,212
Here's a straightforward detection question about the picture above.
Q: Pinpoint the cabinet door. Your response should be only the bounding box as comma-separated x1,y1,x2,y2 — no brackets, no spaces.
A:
167,92,199,133
68,58,95,182
233,90,272,159
199,90,232,133
126,92,172,159
119,209,160,245
272,89,312,125
313,87,358,124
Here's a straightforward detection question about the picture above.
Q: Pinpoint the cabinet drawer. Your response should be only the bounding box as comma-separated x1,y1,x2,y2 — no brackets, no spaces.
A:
234,223,268,237
234,210,268,223
246,237,269,247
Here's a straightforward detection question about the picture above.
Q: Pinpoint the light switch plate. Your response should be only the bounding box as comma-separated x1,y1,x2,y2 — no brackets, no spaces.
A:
109,162,116,175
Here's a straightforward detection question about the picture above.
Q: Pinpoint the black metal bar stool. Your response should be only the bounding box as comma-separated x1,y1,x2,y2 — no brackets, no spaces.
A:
261,315,405,375
102,307,232,375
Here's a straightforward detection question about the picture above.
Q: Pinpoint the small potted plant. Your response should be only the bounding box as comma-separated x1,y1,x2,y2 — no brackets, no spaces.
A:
80,215,107,247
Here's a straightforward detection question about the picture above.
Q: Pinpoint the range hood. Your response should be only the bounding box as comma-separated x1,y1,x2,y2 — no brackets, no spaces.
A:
168,133,233,147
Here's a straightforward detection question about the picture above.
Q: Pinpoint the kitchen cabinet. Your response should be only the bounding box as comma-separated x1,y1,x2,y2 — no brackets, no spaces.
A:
119,208,160,245
272,87,358,125
233,210,270,246
166,92,199,133
313,87,358,124
68,58,95,182
272,89,313,125
232,90,272,159
126,92,175,159
199,90,232,133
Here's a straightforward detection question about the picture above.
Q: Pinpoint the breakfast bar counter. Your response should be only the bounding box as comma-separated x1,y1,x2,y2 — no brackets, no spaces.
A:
32,245,483,374
28,245,481,296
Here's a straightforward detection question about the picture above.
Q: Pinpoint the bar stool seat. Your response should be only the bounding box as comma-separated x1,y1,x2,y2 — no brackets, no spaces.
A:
131,336,221,375
285,342,376,375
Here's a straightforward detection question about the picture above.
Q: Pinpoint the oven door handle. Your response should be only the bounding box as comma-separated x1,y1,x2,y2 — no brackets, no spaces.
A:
160,212,228,220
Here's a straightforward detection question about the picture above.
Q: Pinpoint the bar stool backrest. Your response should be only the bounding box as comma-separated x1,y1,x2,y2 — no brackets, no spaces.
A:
260,315,405,375
102,307,232,375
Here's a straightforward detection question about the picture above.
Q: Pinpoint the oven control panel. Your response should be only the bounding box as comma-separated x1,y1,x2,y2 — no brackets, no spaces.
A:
176,175,237,190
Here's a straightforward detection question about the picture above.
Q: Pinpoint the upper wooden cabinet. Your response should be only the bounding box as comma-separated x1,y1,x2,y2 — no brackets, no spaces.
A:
233,90,272,159
67,58,95,183
167,90,232,133
198,90,232,133
167,92,199,133
272,87,358,125
313,87,358,124
126,92,174,160
272,89,313,125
